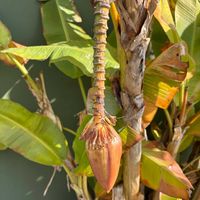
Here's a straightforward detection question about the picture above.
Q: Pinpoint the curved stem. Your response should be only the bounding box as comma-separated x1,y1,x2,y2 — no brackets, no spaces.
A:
63,127,77,136
179,81,185,111
82,176,91,200
7,54,41,96
62,162,77,185
164,109,173,139
93,0,110,124
78,77,87,106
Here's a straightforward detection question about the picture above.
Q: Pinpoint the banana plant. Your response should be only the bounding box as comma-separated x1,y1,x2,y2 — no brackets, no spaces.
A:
0,0,200,199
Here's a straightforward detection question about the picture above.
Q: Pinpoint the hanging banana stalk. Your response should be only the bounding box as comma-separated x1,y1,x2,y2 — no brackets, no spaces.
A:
80,0,122,193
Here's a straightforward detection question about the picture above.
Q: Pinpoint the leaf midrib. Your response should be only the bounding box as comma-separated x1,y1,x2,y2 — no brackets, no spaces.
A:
0,112,62,163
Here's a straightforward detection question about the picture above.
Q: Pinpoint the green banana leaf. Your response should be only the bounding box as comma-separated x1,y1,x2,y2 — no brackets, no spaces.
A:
40,0,119,78
154,0,180,43
72,115,93,176
0,99,68,166
1,41,119,77
175,0,200,105
175,0,200,67
40,0,88,78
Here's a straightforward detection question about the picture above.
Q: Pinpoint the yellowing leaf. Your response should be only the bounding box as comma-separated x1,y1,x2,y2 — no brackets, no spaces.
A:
141,146,192,199
143,43,188,127
119,126,143,149
160,193,182,200
143,101,158,128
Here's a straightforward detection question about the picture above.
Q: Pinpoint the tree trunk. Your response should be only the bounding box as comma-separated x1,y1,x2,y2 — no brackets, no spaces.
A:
115,0,158,199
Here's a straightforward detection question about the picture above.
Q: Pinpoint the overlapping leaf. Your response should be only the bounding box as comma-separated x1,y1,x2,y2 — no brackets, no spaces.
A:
143,43,188,127
141,145,192,199
154,0,180,43
39,0,119,78
0,99,68,166
1,1,119,78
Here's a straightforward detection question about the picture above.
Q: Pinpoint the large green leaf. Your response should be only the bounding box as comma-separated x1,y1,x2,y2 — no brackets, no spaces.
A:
141,145,192,199
0,99,68,166
0,21,11,49
175,0,200,68
175,0,200,105
41,0,90,43
2,42,119,77
40,0,91,78
39,0,119,78
72,115,93,176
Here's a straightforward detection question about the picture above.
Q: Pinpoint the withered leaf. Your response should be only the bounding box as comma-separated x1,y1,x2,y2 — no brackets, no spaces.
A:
143,42,188,128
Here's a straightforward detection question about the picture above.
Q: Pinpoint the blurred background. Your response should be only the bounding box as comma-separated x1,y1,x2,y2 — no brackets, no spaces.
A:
0,0,93,199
